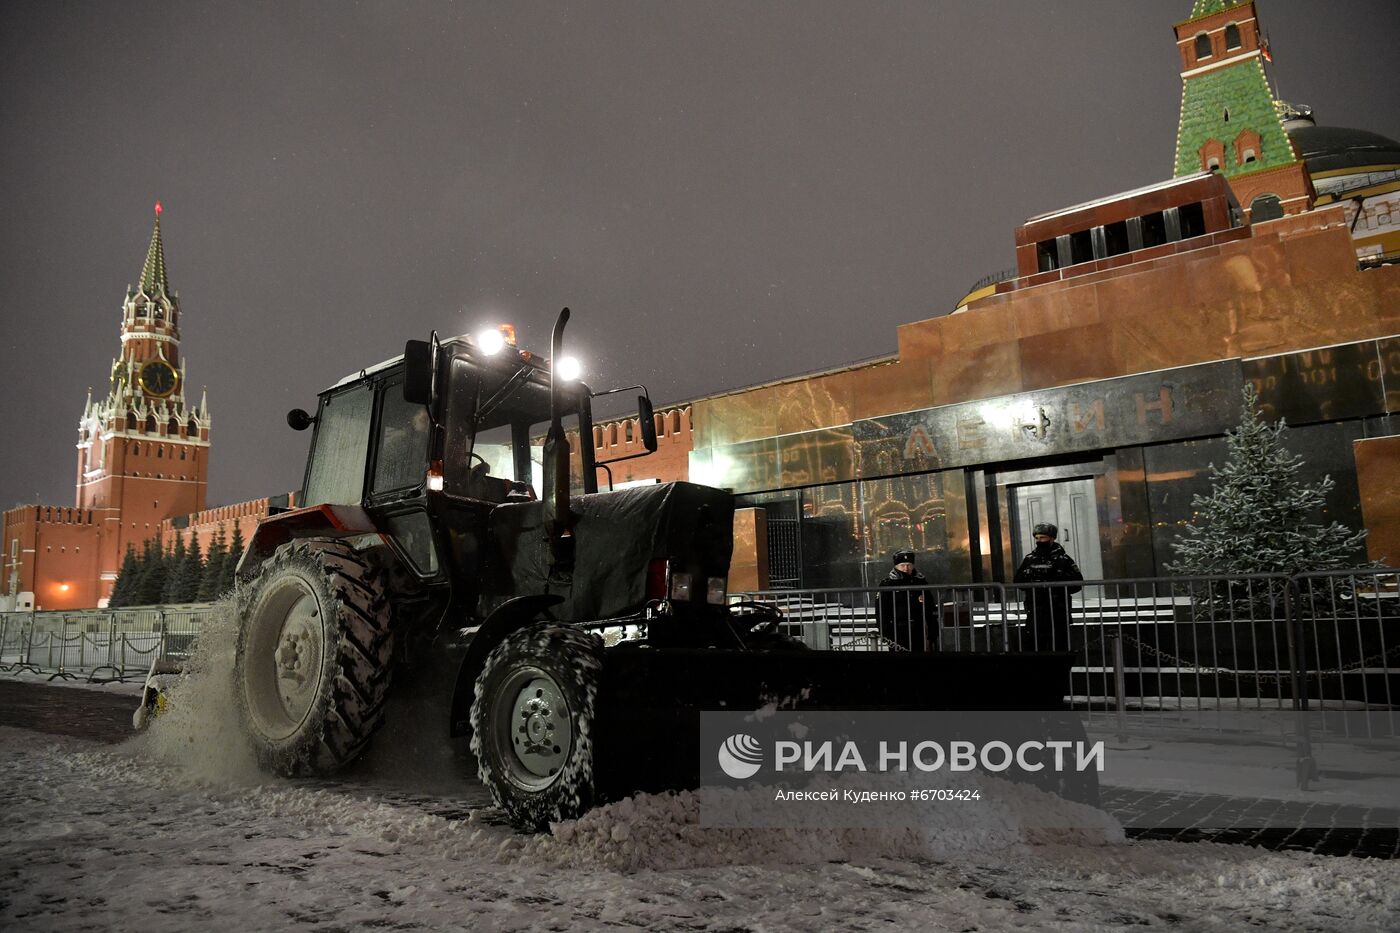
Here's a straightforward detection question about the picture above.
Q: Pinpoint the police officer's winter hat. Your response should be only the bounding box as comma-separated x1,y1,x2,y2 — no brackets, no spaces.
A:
1032,523,1058,538
892,550,916,564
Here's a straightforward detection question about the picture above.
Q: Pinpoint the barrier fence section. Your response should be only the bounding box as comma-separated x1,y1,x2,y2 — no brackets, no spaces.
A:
0,604,218,682
736,569,1398,725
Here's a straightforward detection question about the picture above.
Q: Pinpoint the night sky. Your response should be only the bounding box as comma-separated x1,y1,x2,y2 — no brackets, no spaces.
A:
2,1,1397,510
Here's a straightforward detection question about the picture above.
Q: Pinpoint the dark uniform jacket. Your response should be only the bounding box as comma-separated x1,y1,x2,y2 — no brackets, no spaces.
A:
1013,542,1083,650
877,567,936,651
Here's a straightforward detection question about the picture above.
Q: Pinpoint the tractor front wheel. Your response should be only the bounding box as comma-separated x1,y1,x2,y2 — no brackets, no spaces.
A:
470,623,603,832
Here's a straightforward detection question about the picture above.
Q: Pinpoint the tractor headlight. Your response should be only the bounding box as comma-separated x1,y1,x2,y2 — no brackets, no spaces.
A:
706,576,727,605
475,327,507,355
669,572,693,600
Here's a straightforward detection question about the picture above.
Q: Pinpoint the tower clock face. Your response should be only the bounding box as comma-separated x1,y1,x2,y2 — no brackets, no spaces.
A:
139,360,178,397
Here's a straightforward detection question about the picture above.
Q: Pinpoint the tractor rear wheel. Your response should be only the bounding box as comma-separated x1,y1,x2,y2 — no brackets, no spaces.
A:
235,540,393,775
470,623,603,832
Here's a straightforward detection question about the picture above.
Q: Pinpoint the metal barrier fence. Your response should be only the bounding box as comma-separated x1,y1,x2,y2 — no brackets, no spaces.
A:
736,569,1399,729
4,571,1394,710
0,605,219,682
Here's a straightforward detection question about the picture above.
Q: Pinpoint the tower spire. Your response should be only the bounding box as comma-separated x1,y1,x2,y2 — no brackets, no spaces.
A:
139,201,168,294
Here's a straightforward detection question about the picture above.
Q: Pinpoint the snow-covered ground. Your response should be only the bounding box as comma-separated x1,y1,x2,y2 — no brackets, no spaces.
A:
3,726,1399,931
1092,729,1400,813
2,607,1397,931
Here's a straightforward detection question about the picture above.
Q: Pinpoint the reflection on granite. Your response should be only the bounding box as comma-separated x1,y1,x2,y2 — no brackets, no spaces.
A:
1246,340,1387,427
1355,436,1400,567
730,507,768,592
691,221,1398,455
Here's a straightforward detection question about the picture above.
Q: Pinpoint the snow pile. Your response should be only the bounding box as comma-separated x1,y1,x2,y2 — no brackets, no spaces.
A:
126,591,264,785
517,772,1124,872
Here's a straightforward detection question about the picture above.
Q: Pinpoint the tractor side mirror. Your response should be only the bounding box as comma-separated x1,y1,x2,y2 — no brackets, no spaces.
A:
638,395,658,453
403,339,434,405
286,408,316,431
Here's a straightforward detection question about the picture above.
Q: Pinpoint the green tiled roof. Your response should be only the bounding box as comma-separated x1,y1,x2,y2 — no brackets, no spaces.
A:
1190,0,1248,18
1175,56,1294,178
139,213,167,294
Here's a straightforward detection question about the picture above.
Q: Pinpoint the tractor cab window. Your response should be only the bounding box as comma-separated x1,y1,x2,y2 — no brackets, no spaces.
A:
471,424,522,482
440,351,590,502
303,383,373,506
372,376,432,495
528,417,586,498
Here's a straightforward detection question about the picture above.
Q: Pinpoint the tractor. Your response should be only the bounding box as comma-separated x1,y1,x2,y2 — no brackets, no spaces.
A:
232,309,1090,831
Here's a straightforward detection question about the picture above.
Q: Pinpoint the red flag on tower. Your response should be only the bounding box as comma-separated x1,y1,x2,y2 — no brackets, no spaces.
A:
1261,37,1273,62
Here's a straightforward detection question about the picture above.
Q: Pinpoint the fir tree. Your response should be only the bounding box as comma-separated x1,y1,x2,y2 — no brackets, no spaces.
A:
1169,384,1369,583
170,533,204,603
108,545,140,609
161,533,188,604
134,535,170,606
198,527,228,602
223,524,246,592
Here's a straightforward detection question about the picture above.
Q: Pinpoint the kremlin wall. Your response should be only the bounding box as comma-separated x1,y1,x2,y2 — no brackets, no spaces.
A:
3,0,1397,608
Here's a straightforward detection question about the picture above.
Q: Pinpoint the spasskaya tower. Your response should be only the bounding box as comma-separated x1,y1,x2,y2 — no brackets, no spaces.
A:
75,202,210,597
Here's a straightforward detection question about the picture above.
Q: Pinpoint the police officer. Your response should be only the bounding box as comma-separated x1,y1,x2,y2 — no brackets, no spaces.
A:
877,550,936,651
1013,523,1083,650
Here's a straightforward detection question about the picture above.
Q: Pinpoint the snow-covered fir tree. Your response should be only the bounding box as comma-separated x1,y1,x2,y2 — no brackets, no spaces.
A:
1169,384,1369,578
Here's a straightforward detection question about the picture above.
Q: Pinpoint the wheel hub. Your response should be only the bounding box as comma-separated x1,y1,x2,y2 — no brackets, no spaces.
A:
273,598,322,718
504,673,572,785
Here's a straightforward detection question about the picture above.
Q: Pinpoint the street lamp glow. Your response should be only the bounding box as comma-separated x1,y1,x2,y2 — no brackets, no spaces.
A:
555,356,582,381
476,327,506,355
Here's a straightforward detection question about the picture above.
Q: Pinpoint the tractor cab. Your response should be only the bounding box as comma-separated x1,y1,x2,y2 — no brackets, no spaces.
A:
253,323,655,590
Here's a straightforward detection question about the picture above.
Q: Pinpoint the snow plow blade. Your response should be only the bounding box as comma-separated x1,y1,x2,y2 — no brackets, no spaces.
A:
591,649,1074,796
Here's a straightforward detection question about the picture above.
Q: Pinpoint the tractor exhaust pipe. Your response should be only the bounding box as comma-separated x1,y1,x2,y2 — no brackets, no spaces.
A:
544,308,573,566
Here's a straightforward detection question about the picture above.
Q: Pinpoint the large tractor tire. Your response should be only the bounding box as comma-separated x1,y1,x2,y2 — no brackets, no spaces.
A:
235,540,393,775
470,623,603,832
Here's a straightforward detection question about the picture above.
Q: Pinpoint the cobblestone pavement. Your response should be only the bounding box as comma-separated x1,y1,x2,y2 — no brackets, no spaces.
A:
2,679,1394,858
1103,786,1400,859
0,679,135,743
